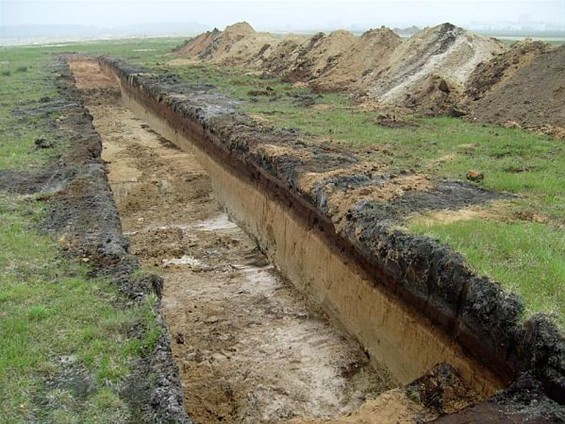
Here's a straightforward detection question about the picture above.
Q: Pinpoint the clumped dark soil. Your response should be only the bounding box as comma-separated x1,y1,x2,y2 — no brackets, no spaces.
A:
436,373,565,423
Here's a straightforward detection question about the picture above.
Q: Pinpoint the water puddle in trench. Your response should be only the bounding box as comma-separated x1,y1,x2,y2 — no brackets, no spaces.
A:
69,59,406,423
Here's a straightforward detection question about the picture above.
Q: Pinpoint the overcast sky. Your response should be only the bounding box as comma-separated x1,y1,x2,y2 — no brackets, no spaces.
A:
2,0,564,31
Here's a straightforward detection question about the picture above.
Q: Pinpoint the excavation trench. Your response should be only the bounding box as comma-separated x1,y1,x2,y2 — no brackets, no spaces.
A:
70,59,411,422
69,58,514,422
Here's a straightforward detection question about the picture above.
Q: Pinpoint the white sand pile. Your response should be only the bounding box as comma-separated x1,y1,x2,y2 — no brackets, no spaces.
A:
362,23,505,108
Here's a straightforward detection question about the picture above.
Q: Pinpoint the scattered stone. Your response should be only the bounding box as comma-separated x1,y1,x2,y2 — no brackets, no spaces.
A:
466,170,484,182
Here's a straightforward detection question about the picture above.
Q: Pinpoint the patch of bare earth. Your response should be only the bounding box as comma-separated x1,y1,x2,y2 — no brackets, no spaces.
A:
69,58,405,423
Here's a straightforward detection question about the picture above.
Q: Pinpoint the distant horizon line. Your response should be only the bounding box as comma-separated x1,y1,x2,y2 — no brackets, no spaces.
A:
3,20,564,31
1,21,564,46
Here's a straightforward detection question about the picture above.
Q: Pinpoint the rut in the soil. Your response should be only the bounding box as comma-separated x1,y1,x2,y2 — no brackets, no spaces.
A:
69,59,398,423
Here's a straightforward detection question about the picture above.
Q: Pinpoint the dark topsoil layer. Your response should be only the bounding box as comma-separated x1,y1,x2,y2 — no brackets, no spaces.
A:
0,56,191,423
101,57,564,419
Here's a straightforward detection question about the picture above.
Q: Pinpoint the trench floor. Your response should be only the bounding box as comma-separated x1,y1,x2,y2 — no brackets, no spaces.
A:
67,59,441,423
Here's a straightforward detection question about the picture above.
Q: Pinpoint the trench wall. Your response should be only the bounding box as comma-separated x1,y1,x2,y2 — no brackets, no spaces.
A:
98,57,565,404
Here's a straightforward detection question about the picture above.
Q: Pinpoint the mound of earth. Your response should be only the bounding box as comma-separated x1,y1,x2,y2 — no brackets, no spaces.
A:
270,30,357,83
174,22,564,133
465,39,551,101
176,21,278,68
174,27,221,58
469,44,565,136
312,27,402,91
359,23,504,114
261,34,309,78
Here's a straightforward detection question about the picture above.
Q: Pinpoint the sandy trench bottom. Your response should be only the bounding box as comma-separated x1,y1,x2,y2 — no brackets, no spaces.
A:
68,59,432,424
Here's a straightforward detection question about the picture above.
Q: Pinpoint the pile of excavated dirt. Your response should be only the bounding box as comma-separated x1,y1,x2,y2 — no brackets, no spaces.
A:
174,22,504,115
465,39,551,101
176,21,278,68
174,28,221,57
359,23,505,114
280,30,357,83
177,24,400,91
260,34,309,77
468,43,565,137
174,21,564,134
311,27,402,91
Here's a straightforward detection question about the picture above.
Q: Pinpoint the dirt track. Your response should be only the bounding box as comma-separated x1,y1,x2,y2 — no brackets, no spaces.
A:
69,58,403,423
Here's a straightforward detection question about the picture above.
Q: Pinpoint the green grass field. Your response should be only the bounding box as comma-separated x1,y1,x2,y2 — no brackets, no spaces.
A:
0,194,160,422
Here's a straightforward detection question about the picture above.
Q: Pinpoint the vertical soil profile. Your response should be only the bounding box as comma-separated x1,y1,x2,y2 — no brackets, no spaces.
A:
69,58,401,423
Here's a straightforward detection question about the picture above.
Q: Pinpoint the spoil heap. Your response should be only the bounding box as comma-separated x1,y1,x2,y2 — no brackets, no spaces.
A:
174,22,564,134
176,22,278,68
360,23,505,114
279,30,357,82
312,27,402,91
468,43,565,136
465,39,550,101
260,34,309,78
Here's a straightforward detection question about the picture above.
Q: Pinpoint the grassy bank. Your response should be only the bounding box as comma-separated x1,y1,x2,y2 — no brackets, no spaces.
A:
0,41,178,422
0,194,159,422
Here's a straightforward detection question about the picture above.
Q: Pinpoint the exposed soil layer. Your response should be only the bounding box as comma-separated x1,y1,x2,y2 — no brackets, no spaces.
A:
309,27,401,92
0,56,189,423
70,58,408,423
99,57,565,416
465,39,550,101
359,23,504,114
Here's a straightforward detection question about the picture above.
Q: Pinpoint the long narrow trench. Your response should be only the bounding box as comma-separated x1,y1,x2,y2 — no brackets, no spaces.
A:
67,59,419,423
